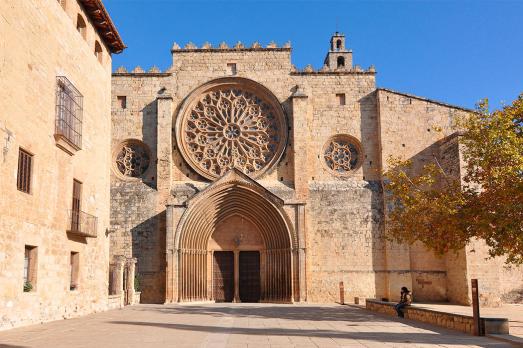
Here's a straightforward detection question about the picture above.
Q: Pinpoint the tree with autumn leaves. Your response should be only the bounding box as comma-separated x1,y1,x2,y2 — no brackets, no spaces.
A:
385,94,523,264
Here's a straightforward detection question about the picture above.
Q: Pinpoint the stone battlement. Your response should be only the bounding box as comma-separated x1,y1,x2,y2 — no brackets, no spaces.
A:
171,41,291,52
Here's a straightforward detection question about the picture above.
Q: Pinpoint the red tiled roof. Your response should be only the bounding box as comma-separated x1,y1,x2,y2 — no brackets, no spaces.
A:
79,0,125,53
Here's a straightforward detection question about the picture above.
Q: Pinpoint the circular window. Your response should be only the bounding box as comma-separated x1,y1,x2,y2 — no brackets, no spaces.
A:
322,135,363,175
176,78,288,180
113,140,151,178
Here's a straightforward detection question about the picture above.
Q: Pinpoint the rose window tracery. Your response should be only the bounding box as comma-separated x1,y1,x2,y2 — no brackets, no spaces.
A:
323,135,362,175
115,140,150,178
177,80,288,180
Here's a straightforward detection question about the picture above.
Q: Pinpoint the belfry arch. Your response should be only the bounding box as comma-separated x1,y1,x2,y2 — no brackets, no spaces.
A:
166,169,300,303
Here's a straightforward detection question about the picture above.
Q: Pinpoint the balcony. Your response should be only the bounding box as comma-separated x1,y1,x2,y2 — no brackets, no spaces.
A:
67,209,98,238
55,76,83,155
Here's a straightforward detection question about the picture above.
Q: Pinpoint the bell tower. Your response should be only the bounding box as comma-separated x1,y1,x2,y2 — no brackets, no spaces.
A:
324,32,353,71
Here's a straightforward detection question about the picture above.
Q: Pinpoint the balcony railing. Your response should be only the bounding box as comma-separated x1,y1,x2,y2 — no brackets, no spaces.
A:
68,209,98,238
55,76,83,150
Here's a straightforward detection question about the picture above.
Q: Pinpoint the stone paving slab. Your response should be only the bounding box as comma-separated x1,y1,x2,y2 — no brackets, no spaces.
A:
0,303,513,348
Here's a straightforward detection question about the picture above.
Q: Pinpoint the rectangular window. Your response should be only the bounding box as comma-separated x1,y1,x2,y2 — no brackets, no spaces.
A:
227,63,237,76
24,245,37,292
56,76,83,149
71,179,82,231
336,93,346,106
17,148,33,194
70,252,79,290
117,96,127,109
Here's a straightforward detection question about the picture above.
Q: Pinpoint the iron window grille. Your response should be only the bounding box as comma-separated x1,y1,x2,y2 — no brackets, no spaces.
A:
55,76,83,149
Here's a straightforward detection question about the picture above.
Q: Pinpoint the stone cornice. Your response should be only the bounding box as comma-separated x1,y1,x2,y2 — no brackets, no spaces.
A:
377,88,474,112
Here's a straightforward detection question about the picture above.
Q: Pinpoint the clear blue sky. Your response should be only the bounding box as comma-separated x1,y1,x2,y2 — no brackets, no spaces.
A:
104,0,522,109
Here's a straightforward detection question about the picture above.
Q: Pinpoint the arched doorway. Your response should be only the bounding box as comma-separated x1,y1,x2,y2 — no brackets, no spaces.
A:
172,169,295,303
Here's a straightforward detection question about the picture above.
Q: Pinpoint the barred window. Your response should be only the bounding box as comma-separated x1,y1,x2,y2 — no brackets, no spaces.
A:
17,148,33,193
55,76,83,149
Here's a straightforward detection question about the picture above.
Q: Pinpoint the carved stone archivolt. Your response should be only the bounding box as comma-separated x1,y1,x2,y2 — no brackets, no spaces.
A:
113,139,151,179
176,78,288,180
322,134,363,175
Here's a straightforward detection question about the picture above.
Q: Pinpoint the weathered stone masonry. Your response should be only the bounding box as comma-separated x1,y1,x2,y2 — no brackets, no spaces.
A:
110,34,523,305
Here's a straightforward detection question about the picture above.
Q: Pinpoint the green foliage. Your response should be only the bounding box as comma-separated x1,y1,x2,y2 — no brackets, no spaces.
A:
134,274,141,292
385,94,523,264
23,281,33,292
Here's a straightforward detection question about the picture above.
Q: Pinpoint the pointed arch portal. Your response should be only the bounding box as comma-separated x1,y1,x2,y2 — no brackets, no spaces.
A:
167,170,300,303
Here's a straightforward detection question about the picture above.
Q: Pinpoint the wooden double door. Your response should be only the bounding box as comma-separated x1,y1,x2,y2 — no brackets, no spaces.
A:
213,251,260,303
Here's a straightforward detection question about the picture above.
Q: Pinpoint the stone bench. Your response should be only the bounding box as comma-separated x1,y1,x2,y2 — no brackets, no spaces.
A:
365,299,509,335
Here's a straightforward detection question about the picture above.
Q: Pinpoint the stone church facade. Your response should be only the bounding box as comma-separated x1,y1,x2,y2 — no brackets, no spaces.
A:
110,34,523,305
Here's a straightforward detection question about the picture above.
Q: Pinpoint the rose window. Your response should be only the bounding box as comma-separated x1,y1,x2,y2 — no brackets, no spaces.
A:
115,140,150,177
323,135,362,175
176,80,288,180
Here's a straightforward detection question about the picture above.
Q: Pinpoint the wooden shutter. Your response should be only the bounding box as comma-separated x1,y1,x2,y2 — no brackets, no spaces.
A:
17,149,33,193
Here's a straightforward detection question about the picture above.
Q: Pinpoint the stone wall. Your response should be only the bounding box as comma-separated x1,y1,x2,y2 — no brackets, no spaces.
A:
365,300,509,335
110,74,169,303
0,0,114,329
109,38,521,307
306,181,384,302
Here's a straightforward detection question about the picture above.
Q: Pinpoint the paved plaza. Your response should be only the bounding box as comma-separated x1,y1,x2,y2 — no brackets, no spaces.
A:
0,303,513,348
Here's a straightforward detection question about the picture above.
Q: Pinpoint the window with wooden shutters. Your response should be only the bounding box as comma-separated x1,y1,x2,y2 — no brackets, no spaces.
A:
17,148,33,194
71,180,82,231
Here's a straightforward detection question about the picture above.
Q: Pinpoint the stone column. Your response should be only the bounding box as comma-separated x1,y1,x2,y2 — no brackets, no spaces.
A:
296,203,307,302
165,204,174,303
113,256,126,295
169,204,185,303
291,85,310,201
233,250,240,302
156,93,173,205
126,258,138,305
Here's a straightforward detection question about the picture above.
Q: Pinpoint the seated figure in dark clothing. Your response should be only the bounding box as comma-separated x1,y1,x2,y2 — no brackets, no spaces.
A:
394,286,412,317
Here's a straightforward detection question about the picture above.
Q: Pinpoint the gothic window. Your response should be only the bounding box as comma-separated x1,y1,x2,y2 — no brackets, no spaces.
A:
176,79,288,180
76,14,86,40
336,39,342,50
94,41,103,63
114,140,151,178
322,135,362,175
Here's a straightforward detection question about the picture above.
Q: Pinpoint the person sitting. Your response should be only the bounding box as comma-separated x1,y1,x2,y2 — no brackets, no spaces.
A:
394,286,412,318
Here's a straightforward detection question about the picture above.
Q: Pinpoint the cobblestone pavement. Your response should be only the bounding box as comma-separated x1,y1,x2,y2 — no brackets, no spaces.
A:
0,303,512,348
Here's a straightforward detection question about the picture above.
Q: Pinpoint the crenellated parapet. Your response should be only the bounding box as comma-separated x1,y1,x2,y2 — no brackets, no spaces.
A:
291,64,377,75
170,40,292,52
112,65,171,76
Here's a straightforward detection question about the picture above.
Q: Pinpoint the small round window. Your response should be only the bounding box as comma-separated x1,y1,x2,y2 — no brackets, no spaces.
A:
322,135,363,175
114,139,151,178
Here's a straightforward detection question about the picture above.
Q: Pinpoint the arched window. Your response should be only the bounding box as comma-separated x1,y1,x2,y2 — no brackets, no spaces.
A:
337,56,345,68
94,41,103,63
76,14,86,40
336,39,342,50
